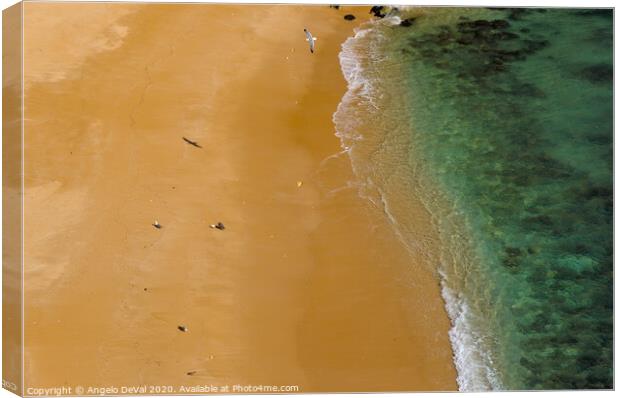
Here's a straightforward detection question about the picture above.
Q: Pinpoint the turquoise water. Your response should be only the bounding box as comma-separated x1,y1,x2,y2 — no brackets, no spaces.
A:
335,7,613,391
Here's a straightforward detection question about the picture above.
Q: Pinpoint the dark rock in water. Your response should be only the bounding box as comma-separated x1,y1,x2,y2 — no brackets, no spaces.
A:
493,31,519,41
534,155,573,179
523,39,550,54
490,60,508,73
178,325,188,332
579,64,613,84
586,132,612,146
456,33,475,45
490,19,510,29
525,215,554,227
186,371,197,376
344,14,356,21
503,246,523,268
457,20,487,31
472,19,493,28
419,48,436,58
584,186,613,201
457,20,510,38
459,19,508,31
433,60,450,69
573,244,589,255
587,26,613,47
435,30,453,45
494,49,527,63
370,5,386,18
505,247,522,257
414,13,554,81
400,18,416,27
507,8,531,21
573,9,612,19
503,257,520,268
329,5,340,9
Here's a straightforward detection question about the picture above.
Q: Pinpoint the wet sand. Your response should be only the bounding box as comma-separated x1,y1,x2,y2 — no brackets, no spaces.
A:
22,3,456,392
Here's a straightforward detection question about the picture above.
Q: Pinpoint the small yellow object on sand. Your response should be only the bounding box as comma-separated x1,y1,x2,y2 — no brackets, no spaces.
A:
297,181,303,188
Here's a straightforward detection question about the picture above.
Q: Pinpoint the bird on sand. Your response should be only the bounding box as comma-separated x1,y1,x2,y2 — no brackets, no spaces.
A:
182,137,202,148
304,28,317,53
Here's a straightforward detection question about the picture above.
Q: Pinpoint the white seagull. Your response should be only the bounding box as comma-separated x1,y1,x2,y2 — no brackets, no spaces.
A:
304,28,317,54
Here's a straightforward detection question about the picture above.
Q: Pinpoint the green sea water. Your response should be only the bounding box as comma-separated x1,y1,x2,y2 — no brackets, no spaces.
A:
335,7,613,391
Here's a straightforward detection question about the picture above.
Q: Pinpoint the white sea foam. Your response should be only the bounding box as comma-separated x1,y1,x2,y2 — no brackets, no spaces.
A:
439,269,503,391
333,16,503,392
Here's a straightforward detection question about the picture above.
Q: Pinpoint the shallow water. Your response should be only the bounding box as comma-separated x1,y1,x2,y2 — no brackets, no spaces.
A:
334,7,613,391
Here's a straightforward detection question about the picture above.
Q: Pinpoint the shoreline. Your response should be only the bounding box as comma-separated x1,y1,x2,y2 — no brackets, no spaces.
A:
336,6,614,391
334,12,493,391
23,3,457,391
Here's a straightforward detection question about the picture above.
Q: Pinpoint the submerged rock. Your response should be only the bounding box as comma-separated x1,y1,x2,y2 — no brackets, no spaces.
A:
493,31,520,40
400,18,416,27
456,33,475,45
573,9,613,19
344,14,356,21
523,39,550,53
503,246,523,268
491,19,511,29
579,64,613,84
472,19,493,28
509,82,546,98
507,8,532,21
584,186,613,200
524,215,554,229
457,19,509,32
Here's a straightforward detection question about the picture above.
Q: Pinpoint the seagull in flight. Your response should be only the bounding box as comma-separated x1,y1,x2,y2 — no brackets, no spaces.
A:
304,28,317,54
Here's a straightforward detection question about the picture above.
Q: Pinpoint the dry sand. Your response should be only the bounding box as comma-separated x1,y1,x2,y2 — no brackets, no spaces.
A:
22,3,456,392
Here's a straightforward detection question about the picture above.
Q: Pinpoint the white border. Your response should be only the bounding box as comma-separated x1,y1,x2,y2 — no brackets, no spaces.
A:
0,2,617,398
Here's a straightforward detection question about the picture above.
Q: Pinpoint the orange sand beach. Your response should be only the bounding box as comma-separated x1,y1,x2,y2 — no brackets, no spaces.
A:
20,2,456,392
